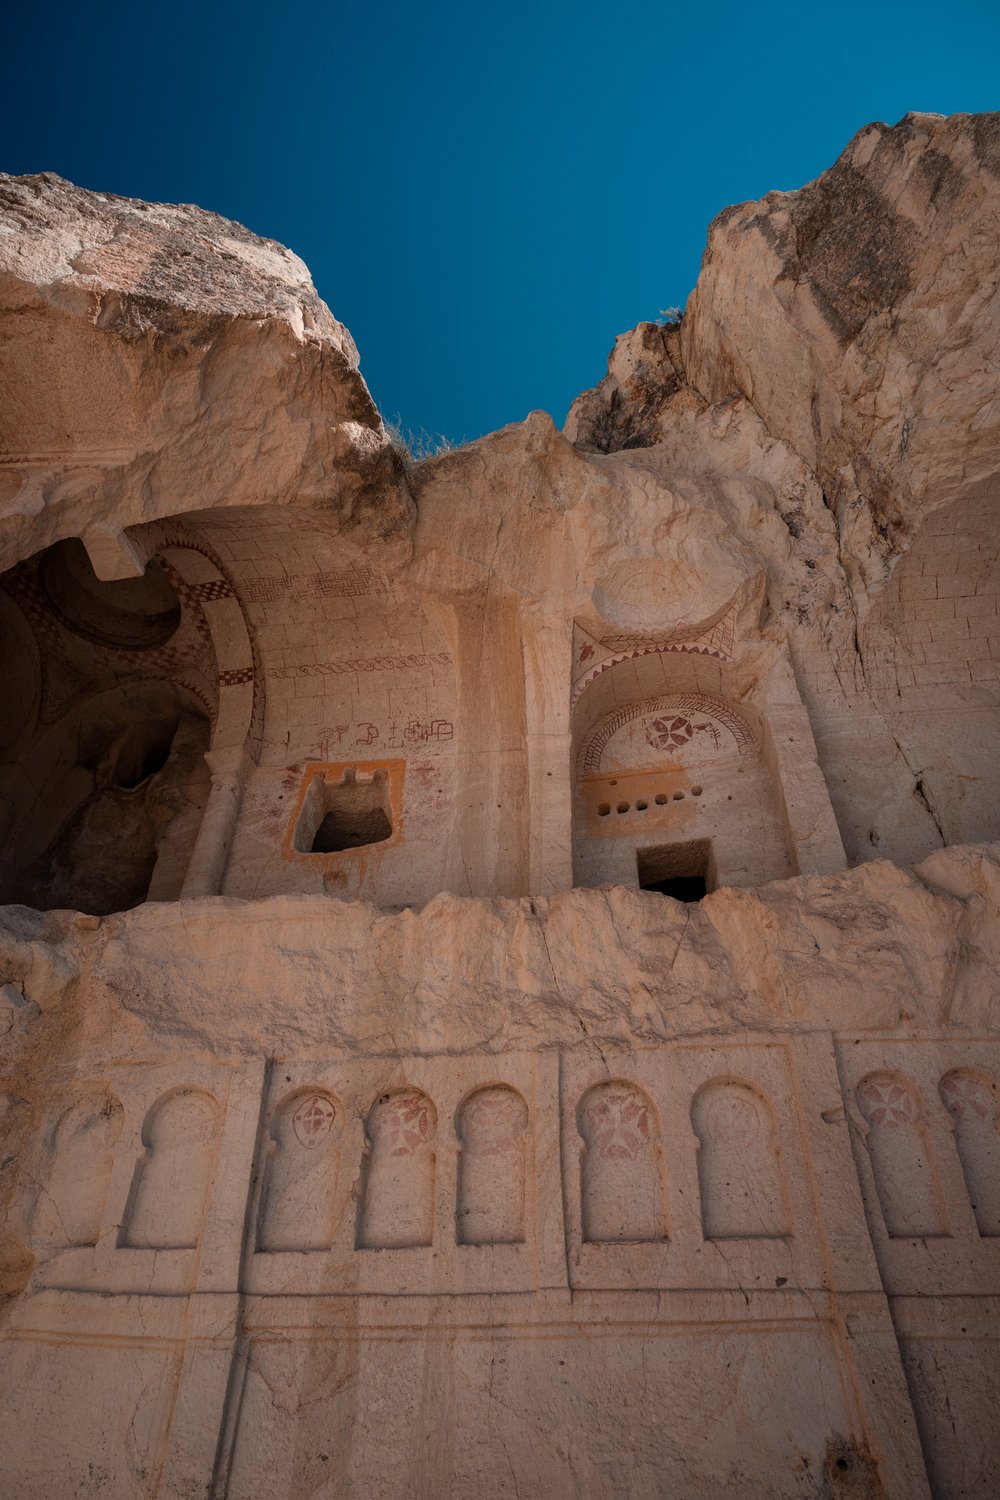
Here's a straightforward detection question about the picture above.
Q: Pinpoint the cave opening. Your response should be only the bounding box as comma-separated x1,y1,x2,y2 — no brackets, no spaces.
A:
295,767,394,854
0,539,215,914
637,839,715,902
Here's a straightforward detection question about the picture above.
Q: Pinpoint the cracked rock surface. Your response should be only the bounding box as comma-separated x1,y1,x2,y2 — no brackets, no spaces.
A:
0,172,411,573
0,112,999,1500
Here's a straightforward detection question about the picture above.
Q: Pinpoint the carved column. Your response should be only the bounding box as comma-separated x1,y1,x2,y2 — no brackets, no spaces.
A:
180,743,250,899
520,601,574,895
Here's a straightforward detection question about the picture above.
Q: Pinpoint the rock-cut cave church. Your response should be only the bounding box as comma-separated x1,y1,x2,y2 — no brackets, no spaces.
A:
1,110,1000,1499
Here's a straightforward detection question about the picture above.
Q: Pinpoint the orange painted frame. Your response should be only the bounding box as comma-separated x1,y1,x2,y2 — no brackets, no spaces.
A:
281,758,406,862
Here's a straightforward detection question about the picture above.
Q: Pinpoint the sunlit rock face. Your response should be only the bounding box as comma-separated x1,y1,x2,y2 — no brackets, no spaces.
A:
0,171,412,575
1,114,999,1500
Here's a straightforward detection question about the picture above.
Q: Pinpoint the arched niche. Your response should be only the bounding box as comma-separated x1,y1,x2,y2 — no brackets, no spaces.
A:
577,1079,666,1244
571,643,795,895
939,1069,1000,1238
122,1089,219,1250
456,1085,529,1246
357,1089,437,1250
257,1089,344,1253
33,1089,124,1251
691,1079,790,1240
855,1072,948,1240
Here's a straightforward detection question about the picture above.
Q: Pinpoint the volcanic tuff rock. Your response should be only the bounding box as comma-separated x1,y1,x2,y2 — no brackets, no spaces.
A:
1,112,1000,1500
0,844,993,1068
0,172,411,577
561,111,1000,869
681,111,1000,593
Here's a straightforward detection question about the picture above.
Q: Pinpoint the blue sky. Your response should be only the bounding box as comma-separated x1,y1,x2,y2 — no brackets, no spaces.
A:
4,1,999,445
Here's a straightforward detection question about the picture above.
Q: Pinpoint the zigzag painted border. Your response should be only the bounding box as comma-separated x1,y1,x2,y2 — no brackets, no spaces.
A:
571,604,737,711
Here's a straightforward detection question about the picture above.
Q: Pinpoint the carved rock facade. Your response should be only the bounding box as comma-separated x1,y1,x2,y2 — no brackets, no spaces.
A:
1,111,999,1497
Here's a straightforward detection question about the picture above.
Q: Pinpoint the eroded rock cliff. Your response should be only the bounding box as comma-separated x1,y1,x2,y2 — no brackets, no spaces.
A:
0,172,411,576
1,113,999,1500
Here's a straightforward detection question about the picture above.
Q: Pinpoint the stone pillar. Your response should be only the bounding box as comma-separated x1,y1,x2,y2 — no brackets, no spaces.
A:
448,592,530,897
758,653,847,876
180,744,250,899
521,602,574,895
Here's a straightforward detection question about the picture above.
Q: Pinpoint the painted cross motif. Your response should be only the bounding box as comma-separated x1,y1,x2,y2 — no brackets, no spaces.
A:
459,1089,527,1155
940,1072,994,1121
292,1094,337,1148
856,1077,918,1127
647,714,695,749
375,1092,433,1157
645,715,721,753
582,1087,652,1160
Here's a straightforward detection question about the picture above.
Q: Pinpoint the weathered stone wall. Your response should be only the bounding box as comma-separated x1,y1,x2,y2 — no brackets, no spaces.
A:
1,113,1000,1498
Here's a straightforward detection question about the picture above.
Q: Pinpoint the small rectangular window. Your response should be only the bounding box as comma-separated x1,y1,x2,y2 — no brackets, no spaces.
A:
637,839,714,902
293,767,393,854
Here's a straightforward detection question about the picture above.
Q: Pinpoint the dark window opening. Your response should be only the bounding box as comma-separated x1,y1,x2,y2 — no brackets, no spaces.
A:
637,839,714,903
313,804,392,853
646,872,707,901
295,767,394,855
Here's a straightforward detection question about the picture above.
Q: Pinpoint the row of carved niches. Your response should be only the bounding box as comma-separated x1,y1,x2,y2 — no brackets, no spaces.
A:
259,1084,529,1253
561,1042,829,1291
246,1054,565,1297
22,1047,818,1299
25,1056,565,1299
27,1040,1000,1300
26,1060,255,1297
26,1044,820,1299
839,1039,1000,1294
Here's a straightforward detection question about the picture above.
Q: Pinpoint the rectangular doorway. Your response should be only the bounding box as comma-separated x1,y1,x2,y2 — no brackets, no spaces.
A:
637,839,715,902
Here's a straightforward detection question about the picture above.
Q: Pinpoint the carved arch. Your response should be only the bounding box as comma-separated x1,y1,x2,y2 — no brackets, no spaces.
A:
939,1068,1000,1237
690,1077,790,1240
257,1088,344,1252
456,1084,529,1246
577,1079,665,1244
121,1088,219,1250
855,1072,948,1240
358,1088,437,1250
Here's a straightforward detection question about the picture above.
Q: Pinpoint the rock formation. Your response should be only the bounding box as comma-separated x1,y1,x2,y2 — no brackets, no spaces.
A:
0,111,998,1498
